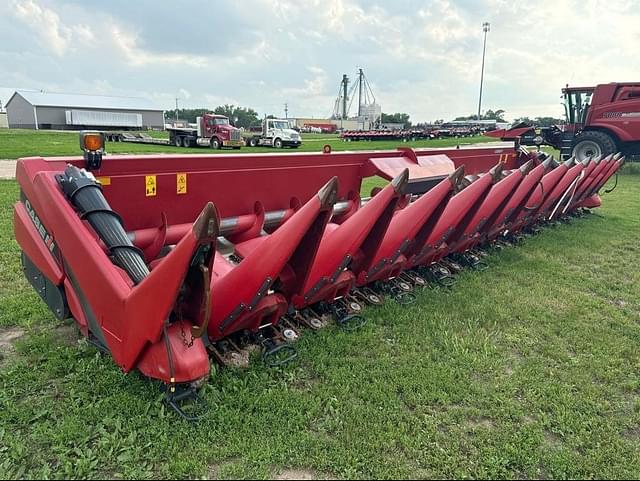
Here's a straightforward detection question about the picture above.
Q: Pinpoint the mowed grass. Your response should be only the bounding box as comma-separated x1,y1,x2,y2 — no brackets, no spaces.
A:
0,171,639,479
0,128,496,159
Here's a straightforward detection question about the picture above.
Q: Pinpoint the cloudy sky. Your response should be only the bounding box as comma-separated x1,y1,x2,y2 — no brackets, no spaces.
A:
0,0,638,122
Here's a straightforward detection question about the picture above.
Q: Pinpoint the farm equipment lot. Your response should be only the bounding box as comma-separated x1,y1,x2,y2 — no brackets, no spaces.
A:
0,167,639,478
0,128,497,160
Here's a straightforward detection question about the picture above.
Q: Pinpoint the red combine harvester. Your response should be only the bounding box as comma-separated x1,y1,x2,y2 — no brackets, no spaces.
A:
487,82,640,161
13,132,623,418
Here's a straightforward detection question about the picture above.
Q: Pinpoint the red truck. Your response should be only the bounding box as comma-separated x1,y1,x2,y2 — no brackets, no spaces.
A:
488,83,640,160
104,113,243,149
167,113,243,149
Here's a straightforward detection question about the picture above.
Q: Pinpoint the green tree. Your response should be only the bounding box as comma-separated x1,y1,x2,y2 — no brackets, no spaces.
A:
533,116,564,127
169,105,260,128
513,117,534,125
381,112,411,127
171,108,208,123
454,109,506,122
213,105,260,128
513,116,564,127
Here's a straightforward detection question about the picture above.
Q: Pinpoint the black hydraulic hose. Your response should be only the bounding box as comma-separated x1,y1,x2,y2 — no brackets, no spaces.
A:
57,165,150,284
604,174,619,194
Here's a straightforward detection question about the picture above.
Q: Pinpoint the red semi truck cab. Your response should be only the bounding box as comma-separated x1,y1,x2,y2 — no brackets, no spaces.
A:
198,114,242,149
168,113,243,149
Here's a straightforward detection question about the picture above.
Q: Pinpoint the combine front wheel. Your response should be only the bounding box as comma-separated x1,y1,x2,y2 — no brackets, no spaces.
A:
572,131,616,161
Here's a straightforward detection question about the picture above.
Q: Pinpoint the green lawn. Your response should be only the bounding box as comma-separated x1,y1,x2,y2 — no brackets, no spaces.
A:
0,128,497,160
0,171,639,479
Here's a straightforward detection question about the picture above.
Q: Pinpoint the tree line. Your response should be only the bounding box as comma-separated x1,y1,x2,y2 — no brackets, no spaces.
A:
169,106,261,128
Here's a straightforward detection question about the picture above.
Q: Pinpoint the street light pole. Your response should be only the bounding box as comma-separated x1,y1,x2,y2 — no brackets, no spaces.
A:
477,22,490,121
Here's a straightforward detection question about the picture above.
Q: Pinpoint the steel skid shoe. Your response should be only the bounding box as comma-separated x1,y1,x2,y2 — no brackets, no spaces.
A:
208,325,298,369
285,307,330,331
439,257,464,274
449,252,488,271
254,327,298,368
161,380,207,422
418,263,457,288
208,333,259,368
493,234,514,248
398,270,428,289
350,286,385,306
329,298,367,331
373,278,417,305
471,247,489,258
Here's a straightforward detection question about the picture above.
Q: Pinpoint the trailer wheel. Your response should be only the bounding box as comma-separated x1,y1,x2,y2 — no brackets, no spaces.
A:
274,138,283,148
210,137,221,149
182,136,192,148
174,136,182,147
572,131,616,161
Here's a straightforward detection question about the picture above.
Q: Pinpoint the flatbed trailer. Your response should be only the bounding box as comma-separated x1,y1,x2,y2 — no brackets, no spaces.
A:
104,131,170,145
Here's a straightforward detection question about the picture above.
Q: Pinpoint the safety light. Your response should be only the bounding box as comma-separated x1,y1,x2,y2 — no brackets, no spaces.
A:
80,131,105,152
79,130,105,171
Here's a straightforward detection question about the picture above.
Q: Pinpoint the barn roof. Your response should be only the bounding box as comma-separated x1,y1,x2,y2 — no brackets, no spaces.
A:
7,90,162,112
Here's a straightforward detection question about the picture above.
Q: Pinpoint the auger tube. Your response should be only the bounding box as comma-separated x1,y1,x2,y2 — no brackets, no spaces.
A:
57,165,150,284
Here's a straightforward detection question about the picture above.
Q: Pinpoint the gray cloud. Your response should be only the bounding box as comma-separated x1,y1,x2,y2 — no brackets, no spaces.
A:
1,0,638,121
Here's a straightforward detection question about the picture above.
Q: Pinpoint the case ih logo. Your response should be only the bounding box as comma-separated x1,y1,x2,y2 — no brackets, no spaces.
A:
24,199,56,253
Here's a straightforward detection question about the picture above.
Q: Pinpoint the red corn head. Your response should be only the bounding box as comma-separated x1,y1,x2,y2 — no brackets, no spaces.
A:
293,169,409,308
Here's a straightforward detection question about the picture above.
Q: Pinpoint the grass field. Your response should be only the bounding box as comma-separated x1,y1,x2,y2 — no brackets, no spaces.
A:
0,164,639,478
0,128,498,160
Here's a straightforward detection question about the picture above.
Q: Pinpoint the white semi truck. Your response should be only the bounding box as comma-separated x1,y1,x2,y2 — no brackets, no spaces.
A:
244,118,302,148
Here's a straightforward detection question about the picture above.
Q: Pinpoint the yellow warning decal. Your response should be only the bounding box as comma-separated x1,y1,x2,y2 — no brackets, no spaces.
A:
177,173,187,195
96,176,111,186
145,175,157,197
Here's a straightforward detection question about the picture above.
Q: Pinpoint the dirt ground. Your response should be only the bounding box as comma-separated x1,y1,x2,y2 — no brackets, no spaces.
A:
0,160,17,179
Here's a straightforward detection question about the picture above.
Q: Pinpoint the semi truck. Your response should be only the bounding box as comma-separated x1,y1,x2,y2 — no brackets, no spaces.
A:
167,113,242,149
104,113,243,149
244,118,302,148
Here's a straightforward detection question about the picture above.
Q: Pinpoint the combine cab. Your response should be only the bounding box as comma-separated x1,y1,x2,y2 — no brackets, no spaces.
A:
12,132,622,418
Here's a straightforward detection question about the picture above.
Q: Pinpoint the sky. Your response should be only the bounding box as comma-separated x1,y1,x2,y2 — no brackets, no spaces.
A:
0,0,638,123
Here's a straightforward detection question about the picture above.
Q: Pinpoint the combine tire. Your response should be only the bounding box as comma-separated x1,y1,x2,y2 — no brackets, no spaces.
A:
274,138,283,149
572,131,616,161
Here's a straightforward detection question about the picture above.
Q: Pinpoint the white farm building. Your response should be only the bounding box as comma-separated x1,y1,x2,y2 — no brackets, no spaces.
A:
6,90,164,130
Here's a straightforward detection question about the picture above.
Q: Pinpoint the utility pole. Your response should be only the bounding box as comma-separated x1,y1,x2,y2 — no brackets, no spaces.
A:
284,103,288,119
357,68,364,118
175,97,179,122
477,22,490,121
